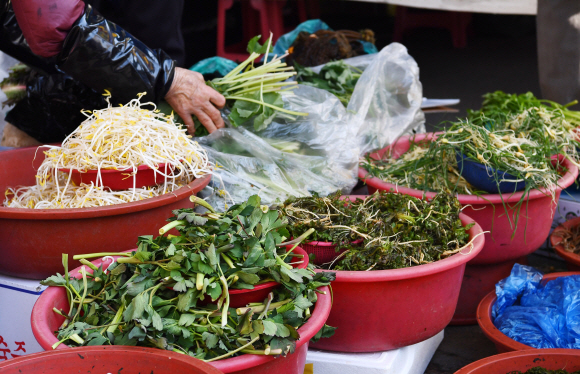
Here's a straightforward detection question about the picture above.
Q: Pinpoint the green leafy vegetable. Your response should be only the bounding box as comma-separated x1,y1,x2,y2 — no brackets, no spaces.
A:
294,61,361,106
43,195,335,361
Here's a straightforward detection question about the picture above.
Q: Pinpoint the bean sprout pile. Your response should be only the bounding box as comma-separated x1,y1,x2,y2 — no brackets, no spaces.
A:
4,93,212,209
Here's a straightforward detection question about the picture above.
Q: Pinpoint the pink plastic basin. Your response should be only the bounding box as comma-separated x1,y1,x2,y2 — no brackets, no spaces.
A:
359,133,578,265
454,349,580,374
0,146,211,279
550,217,580,271
477,271,580,353
0,346,224,374
310,213,485,352
31,257,332,374
61,163,174,191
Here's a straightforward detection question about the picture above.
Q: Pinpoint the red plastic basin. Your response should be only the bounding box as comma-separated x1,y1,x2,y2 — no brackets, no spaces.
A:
0,146,211,279
477,271,580,353
0,346,224,373
31,257,332,374
61,163,173,190
359,132,578,266
310,213,484,352
550,217,580,271
359,133,578,324
454,349,580,374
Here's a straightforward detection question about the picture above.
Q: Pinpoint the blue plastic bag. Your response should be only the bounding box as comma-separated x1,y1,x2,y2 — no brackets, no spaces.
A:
189,56,237,77
493,263,580,349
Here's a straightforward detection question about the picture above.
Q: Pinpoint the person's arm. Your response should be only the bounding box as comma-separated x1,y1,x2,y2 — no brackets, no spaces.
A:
11,0,224,133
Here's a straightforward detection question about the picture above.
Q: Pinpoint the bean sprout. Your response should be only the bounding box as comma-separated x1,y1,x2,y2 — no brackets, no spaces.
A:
4,93,212,209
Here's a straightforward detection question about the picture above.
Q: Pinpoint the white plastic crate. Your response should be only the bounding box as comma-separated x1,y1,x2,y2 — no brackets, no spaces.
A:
306,330,444,374
0,274,47,361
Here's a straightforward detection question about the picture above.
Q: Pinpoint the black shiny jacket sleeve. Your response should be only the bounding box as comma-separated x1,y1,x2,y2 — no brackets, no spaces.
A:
55,4,175,104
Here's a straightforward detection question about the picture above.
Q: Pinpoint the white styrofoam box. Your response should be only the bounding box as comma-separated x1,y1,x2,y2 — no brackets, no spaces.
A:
306,330,444,374
0,274,47,361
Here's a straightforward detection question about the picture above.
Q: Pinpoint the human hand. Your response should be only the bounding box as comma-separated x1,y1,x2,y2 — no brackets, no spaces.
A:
164,67,226,135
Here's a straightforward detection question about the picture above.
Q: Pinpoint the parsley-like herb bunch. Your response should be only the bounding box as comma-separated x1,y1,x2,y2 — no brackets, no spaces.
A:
41,195,335,361
283,191,473,270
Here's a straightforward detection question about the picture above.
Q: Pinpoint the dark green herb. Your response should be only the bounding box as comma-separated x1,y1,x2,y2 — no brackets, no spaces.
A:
42,195,335,361
294,61,361,106
283,191,473,270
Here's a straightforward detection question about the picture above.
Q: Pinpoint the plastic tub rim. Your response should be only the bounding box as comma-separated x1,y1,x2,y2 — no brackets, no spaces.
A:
323,212,484,282
358,132,579,204
453,348,580,374
476,271,580,352
550,217,580,267
0,346,224,373
31,261,331,373
0,173,211,220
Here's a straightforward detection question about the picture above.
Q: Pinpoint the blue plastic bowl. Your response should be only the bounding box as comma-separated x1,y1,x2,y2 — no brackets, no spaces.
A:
455,152,526,194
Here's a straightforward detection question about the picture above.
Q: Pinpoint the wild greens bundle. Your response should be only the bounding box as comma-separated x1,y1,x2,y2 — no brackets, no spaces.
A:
41,195,335,361
282,192,473,270
364,106,580,195
362,94,580,237
468,90,580,126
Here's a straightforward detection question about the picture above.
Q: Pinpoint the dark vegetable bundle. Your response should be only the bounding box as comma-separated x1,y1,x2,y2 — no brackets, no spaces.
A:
294,61,361,106
282,191,473,270
41,195,335,361
507,367,580,374
285,29,375,67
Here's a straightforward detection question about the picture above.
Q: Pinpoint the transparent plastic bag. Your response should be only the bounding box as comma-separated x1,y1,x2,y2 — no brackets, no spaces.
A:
198,85,358,210
199,43,424,209
492,263,580,349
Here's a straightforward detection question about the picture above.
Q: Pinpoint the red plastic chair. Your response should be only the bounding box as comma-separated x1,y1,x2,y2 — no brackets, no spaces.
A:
216,0,315,61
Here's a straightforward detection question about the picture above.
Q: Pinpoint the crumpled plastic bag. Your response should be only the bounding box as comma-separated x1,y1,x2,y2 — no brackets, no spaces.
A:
198,85,358,210
344,43,424,156
199,42,424,209
492,263,580,349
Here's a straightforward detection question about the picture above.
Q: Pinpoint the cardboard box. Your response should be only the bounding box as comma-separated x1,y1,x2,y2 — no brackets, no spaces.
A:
0,275,47,361
306,330,444,374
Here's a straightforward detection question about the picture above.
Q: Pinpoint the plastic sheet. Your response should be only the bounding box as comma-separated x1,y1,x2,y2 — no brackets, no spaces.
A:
492,263,580,349
200,43,424,210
